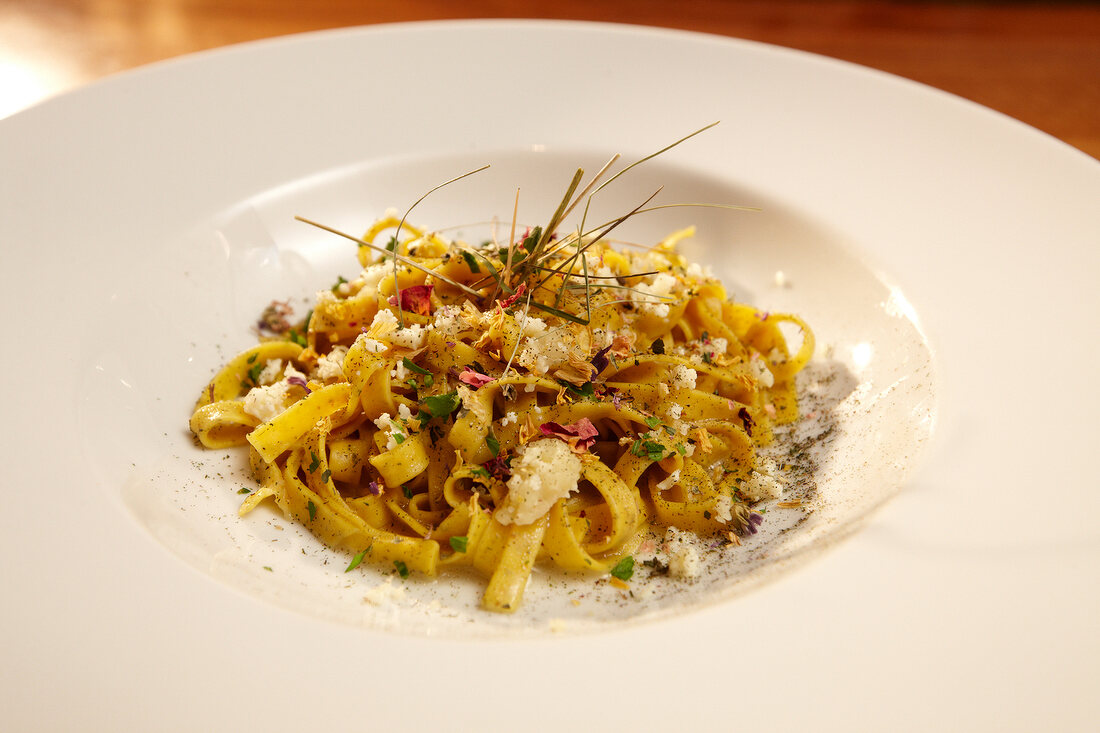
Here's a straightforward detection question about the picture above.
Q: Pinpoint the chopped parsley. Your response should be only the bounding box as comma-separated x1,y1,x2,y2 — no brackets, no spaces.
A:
610,556,635,581
563,381,596,399
402,357,431,376
345,548,368,572
308,451,320,472
393,560,410,579
421,391,461,420
237,487,252,495
306,500,317,521
449,536,469,553
486,433,500,457
630,439,666,461
321,469,331,483
330,275,348,293
644,415,661,429
246,361,264,387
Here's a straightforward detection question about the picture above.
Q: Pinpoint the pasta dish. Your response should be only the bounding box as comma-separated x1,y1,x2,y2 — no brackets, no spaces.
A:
190,171,813,613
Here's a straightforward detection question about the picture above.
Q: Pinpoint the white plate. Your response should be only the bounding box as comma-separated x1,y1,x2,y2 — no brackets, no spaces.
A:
1,20,1096,732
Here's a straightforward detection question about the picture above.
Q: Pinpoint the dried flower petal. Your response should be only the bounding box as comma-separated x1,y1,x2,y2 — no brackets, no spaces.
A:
388,284,434,316
538,418,599,452
458,367,495,389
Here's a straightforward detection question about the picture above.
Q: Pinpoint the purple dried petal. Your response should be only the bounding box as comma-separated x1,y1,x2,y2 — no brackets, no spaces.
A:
590,345,612,375
287,376,309,390
367,480,382,496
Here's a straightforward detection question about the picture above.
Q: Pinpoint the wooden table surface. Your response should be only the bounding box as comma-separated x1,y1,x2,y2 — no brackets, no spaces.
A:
2,1,1097,159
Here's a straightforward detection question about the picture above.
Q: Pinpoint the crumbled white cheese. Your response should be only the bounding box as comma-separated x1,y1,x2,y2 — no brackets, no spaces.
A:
664,529,702,580
708,337,729,355
312,346,347,381
372,413,404,451
397,403,415,421
741,457,785,502
390,323,428,350
632,271,679,318
669,546,701,579
359,263,390,296
500,411,518,426
655,469,681,492
664,403,683,421
391,359,408,381
363,578,405,605
749,354,775,388
352,333,387,354
517,333,572,375
669,364,697,391
432,305,464,338
242,381,291,422
257,359,284,385
520,315,547,338
686,261,715,280
496,439,582,525
370,308,399,331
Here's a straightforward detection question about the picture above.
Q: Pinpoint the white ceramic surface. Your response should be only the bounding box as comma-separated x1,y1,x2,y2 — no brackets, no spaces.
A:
1,20,1096,732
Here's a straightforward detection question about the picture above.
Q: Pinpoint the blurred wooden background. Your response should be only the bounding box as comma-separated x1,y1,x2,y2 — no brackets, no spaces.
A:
1,1,1097,158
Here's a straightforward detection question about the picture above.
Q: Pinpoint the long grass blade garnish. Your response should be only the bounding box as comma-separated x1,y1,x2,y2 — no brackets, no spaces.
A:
388,164,489,327
294,217,485,302
519,167,585,282
589,121,718,199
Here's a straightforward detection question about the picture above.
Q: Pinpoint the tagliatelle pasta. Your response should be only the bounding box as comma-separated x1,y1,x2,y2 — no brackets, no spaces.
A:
190,207,813,612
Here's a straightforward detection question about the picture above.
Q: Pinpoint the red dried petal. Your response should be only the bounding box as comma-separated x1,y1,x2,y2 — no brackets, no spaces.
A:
388,284,434,316
458,367,495,389
538,417,599,452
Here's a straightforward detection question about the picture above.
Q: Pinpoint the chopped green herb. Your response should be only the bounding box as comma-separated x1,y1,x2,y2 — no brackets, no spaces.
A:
321,469,331,483
630,439,666,461
345,548,368,572
392,432,406,445
651,338,665,354
522,225,542,253
610,556,635,581
288,328,307,347
469,467,490,480
385,235,398,253
702,352,712,364
394,560,410,579
308,451,320,472
247,353,257,364
564,381,596,399
263,566,273,572
330,275,348,293
675,443,687,456
402,485,414,499
402,357,431,376
461,250,480,273
422,391,461,419
486,433,500,457
449,536,469,553
247,361,264,386
237,487,252,495
307,500,317,521
644,416,661,429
